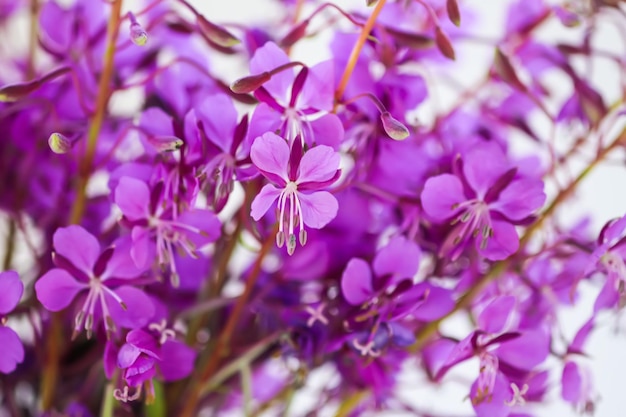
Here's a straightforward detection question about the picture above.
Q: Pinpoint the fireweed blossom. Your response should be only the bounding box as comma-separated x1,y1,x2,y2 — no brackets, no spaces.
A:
421,143,546,260
250,132,340,255
0,270,24,374
35,226,155,338
114,176,221,287
104,321,196,403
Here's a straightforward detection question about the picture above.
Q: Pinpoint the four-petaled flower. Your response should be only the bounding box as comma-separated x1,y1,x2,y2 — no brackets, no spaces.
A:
250,132,340,255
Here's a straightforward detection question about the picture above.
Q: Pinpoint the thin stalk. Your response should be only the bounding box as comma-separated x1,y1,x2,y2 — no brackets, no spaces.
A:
41,0,124,410
334,0,386,105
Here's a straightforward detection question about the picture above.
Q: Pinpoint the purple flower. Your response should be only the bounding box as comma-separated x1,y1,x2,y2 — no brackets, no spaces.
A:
35,225,155,338
421,143,546,260
109,323,196,403
0,270,24,374
114,176,222,287
250,132,340,255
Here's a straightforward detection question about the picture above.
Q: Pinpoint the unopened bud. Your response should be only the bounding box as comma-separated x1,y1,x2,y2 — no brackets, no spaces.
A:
197,15,240,48
48,132,76,154
130,22,148,46
146,135,184,152
230,72,272,94
280,19,310,48
381,112,410,140
385,27,433,49
0,80,41,102
446,0,461,27
493,48,527,92
435,27,456,60
366,0,379,5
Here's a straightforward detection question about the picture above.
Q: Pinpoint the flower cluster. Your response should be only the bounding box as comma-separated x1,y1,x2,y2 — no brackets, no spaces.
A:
0,0,624,416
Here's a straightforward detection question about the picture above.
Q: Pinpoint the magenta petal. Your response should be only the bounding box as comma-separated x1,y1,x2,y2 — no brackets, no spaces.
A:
53,225,100,274
195,94,237,152
124,355,157,387
103,235,148,279
126,329,161,358
0,326,24,374
159,340,196,381
297,145,340,184
108,286,155,329
250,132,289,183
298,191,338,229
471,372,512,417
421,174,466,222
308,113,343,149
130,227,153,270
478,220,519,261
478,295,517,334
115,177,150,221
422,338,457,379
412,284,455,321
176,209,222,247
593,279,617,312
250,184,282,221
35,269,85,311
373,236,421,285
495,328,549,370
117,343,142,369
562,361,589,404
463,145,510,198
341,258,374,305
491,178,546,220
104,341,119,379
298,60,335,111
249,42,293,101
0,271,23,314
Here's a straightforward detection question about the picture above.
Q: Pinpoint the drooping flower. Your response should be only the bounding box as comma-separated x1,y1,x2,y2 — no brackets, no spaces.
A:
35,225,155,338
421,143,546,260
106,322,196,403
0,270,24,374
250,132,341,255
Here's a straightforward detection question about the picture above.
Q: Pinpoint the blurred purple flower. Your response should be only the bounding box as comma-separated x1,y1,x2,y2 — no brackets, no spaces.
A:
0,270,24,374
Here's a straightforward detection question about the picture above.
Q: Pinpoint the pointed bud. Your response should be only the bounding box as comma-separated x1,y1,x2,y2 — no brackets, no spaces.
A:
381,112,410,140
0,80,41,102
48,132,76,154
230,72,272,94
280,19,310,48
435,27,455,60
366,0,379,5
130,22,148,46
493,48,527,92
385,27,434,49
446,0,461,26
197,16,240,48
146,135,184,152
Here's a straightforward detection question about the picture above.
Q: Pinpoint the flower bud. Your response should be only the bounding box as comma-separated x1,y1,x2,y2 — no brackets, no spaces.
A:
130,22,148,46
446,0,461,27
280,19,310,48
146,135,184,152
0,80,41,102
385,27,434,50
197,16,240,48
48,132,75,154
366,0,379,5
381,112,410,141
230,72,272,94
493,48,527,92
435,27,456,60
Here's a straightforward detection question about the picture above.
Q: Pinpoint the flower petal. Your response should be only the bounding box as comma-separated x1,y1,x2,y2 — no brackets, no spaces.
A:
372,236,421,286
194,94,237,152
478,295,517,334
308,113,343,149
478,220,519,261
421,174,466,222
298,191,338,229
35,269,85,311
249,41,293,102
103,235,149,280
0,326,24,374
115,177,150,221
495,327,550,370
53,225,100,274
341,258,374,305
0,270,23,314
297,145,340,184
490,178,546,220
159,340,196,381
250,132,289,184
462,144,510,198
251,184,282,221
107,286,155,329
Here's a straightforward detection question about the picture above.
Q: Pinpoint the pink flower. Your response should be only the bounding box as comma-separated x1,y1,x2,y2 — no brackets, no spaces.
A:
250,132,340,254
